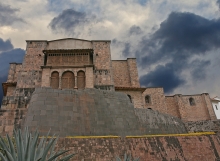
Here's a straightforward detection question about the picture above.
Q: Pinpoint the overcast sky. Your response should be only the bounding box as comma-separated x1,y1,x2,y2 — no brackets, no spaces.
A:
1,0,220,103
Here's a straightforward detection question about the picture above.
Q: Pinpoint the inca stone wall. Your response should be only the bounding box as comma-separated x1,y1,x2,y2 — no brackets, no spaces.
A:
115,90,144,108
143,87,167,112
178,94,213,121
0,108,27,136
127,58,140,87
164,94,217,122
56,135,220,161
7,63,22,83
16,41,47,88
1,88,35,110
185,120,220,132
112,60,131,87
165,96,181,118
92,41,114,87
23,88,186,136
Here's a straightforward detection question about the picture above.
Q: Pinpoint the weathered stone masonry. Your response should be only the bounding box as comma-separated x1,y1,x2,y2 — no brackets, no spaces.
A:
0,38,218,136
1,37,220,161
55,135,220,161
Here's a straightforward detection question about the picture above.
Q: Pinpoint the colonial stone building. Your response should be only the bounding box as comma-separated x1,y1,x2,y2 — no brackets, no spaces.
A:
1,38,217,122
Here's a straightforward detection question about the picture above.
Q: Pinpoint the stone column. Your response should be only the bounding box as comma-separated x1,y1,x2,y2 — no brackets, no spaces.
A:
59,76,62,89
74,76,77,89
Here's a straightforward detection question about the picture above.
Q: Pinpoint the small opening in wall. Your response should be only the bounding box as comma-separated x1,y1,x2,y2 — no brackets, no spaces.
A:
96,54,98,56
148,108,152,110
189,97,196,106
145,95,151,104
30,42,32,44
38,54,41,56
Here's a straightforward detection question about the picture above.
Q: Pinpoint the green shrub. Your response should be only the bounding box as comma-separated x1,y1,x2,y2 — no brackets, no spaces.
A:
0,128,76,161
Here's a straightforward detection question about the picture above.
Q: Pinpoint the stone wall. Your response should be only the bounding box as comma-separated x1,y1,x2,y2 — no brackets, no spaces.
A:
112,60,131,87
127,58,140,87
6,86,16,96
92,41,114,87
1,88,35,109
41,68,50,87
165,96,181,118
55,135,220,161
112,59,140,88
7,63,22,83
164,94,216,122
203,93,217,120
179,95,212,121
185,120,220,132
16,41,47,88
0,108,27,136
115,90,144,108
85,66,94,88
142,87,167,113
22,88,186,137
94,69,112,86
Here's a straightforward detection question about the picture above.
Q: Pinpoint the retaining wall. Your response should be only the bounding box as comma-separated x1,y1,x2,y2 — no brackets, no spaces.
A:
55,134,220,161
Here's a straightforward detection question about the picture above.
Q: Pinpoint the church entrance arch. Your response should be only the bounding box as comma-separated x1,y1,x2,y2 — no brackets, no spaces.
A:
77,71,85,89
51,71,59,89
61,71,75,89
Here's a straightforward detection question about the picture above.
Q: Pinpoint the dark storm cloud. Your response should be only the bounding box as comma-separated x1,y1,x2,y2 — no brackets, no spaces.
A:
217,0,220,9
0,3,24,26
140,64,185,93
0,38,13,52
136,12,220,93
129,25,142,35
122,43,131,57
49,9,95,35
140,12,220,65
0,48,25,104
190,60,211,81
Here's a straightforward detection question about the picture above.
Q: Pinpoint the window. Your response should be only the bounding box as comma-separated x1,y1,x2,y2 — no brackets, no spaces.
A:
215,105,218,110
145,95,151,104
127,95,132,103
189,97,195,106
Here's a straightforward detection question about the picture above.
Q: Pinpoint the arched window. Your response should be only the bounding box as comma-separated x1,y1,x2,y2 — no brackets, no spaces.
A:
127,95,132,103
61,71,75,89
50,71,59,89
145,95,151,104
77,71,85,89
189,97,195,106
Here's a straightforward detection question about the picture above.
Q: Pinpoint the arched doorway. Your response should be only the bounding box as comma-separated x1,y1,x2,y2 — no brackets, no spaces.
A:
61,71,75,89
51,71,59,89
77,71,85,89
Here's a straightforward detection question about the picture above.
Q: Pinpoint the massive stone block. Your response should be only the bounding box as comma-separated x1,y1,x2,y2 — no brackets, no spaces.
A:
23,88,186,136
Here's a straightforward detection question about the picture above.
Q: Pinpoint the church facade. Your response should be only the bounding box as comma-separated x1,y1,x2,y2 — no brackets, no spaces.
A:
1,38,217,122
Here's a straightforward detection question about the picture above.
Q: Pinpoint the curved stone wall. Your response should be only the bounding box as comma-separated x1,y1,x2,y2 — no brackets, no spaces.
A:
23,88,186,136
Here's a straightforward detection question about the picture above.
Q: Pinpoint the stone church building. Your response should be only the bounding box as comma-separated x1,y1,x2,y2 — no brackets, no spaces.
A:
1,38,217,122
